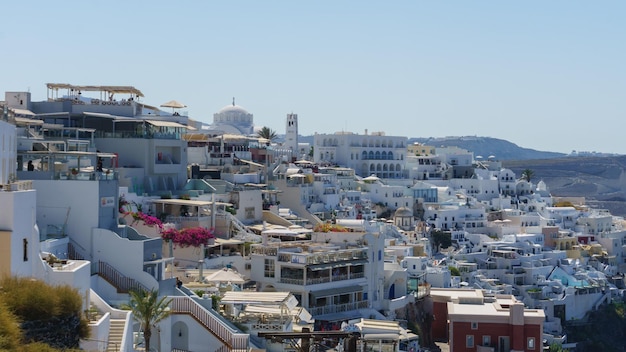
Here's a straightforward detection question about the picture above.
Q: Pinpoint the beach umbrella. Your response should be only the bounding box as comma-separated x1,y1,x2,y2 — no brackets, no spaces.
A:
160,100,187,112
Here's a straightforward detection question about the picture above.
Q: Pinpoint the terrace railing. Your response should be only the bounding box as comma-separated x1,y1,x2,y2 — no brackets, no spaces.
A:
94,261,149,294
170,296,249,352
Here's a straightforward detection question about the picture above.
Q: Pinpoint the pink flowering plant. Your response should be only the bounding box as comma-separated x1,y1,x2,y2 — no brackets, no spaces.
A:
161,227,215,248
125,211,163,229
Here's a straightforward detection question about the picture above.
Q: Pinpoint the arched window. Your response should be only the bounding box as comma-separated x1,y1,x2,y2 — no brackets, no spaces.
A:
362,151,368,160
375,151,381,159
388,151,394,160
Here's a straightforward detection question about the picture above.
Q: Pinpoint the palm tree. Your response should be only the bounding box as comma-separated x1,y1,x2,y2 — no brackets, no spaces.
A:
126,288,172,352
521,169,535,183
257,126,277,143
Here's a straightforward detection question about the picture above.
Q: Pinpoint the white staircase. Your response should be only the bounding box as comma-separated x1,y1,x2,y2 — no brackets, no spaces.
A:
107,319,126,352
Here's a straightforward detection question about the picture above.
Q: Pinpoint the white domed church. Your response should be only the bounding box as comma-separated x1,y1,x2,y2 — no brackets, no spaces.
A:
209,98,255,135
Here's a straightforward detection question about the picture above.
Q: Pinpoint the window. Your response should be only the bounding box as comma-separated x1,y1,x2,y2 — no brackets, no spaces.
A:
471,322,478,330
264,259,275,278
466,335,474,348
482,335,491,346
245,207,254,219
527,337,535,350
23,239,28,261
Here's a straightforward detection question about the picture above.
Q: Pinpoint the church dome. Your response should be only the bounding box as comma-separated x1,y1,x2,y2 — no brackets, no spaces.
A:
218,104,249,115
212,98,255,135
394,207,413,217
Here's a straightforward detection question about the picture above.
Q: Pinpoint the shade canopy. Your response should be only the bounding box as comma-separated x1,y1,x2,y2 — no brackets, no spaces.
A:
363,174,380,182
160,100,187,109
204,268,245,284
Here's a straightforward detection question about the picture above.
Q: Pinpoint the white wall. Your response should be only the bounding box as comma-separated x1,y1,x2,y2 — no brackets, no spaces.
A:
0,189,39,277
233,188,263,224
92,228,159,291
0,120,16,184
33,180,100,253
159,313,225,352
42,260,92,312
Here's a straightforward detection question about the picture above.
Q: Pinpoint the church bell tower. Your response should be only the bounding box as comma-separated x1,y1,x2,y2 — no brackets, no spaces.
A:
285,113,298,162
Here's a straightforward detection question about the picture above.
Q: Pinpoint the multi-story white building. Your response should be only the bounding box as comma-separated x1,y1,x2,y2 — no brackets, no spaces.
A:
313,131,407,179
249,228,388,325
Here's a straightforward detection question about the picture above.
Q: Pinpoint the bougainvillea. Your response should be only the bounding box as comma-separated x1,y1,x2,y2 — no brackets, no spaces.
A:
161,227,215,248
125,211,163,229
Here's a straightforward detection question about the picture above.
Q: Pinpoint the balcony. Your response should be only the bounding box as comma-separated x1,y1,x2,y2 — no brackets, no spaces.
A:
58,170,118,181
308,300,368,316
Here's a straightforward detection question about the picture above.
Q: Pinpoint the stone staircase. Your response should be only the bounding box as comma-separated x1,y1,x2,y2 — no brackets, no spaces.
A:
107,319,126,352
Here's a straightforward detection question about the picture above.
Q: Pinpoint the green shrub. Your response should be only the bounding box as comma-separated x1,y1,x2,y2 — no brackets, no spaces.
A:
0,276,89,349
448,266,461,276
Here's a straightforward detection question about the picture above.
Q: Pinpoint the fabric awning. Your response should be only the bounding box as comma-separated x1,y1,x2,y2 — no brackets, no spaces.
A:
146,120,187,128
10,108,36,116
310,285,362,298
309,264,332,271
151,199,232,207
14,117,43,125
363,333,399,340
83,112,136,121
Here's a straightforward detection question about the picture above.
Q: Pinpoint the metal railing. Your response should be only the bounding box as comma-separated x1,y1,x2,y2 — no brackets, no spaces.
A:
95,261,148,293
309,300,369,316
170,296,249,352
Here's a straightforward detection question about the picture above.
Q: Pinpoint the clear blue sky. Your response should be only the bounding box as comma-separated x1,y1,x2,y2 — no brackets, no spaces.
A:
2,1,624,154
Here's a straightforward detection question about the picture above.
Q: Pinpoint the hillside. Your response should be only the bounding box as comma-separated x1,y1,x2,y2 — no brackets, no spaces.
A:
503,155,626,217
409,136,566,160
564,302,626,351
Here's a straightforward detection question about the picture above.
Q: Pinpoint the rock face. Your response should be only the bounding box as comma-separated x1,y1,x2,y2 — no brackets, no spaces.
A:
504,155,626,217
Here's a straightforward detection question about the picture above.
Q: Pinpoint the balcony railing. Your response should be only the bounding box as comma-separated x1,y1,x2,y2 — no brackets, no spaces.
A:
280,271,365,286
280,277,305,285
308,300,368,316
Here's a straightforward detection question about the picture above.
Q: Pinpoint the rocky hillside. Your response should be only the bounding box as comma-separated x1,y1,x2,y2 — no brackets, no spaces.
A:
408,136,566,160
503,155,626,217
